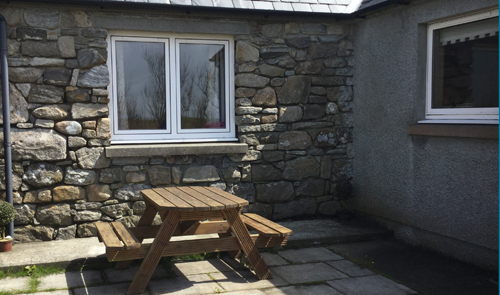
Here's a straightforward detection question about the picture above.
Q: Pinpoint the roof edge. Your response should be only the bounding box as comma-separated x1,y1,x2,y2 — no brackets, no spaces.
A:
11,0,356,19
354,0,410,16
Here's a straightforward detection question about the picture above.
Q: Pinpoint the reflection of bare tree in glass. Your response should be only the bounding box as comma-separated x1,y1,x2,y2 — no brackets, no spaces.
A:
180,59,194,115
181,49,224,129
141,46,166,128
193,67,219,125
118,82,144,129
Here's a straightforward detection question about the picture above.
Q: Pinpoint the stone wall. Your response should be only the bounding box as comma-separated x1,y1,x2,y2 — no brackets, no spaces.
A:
0,4,354,243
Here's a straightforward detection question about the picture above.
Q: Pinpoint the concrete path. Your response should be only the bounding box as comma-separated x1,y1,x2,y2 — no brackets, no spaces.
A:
0,246,417,295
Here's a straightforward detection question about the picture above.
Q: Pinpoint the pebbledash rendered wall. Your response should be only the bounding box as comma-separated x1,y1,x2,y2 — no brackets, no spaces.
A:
0,4,354,243
351,0,498,270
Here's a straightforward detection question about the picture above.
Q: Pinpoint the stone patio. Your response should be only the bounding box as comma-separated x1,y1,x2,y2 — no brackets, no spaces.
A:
1,246,417,295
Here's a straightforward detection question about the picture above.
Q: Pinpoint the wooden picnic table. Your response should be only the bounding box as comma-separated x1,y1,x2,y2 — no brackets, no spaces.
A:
100,186,276,294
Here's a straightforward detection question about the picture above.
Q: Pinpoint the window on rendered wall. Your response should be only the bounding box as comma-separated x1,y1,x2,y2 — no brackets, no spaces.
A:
108,33,236,143
423,8,499,124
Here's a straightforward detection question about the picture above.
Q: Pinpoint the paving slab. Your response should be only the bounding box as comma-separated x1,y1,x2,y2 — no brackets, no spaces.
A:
326,275,418,295
0,276,30,292
219,254,250,271
104,265,169,283
277,247,343,263
326,259,375,277
280,219,391,247
328,239,499,295
148,273,221,295
172,259,233,276
262,284,344,295
19,291,72,295
270,262,348,284
38,270,104,290
260,252,289,267
223,290,267,295
210,270,287,291
0,237,106,270
73,282,149,295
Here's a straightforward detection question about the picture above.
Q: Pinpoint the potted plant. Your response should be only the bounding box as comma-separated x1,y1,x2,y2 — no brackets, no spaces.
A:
0,200,15,252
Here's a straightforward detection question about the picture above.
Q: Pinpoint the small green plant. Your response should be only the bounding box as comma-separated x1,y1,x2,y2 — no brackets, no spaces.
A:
214,286,223,293
0,201,15,241
24,265,37,277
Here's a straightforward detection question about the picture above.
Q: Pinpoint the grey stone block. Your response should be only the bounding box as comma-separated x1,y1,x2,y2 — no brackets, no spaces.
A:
261,252,288,267
172,259,233,276
77,65,110,88
223,290,267,295
278,247,343,263
326,259,375,277
73,283,138,295
94,14,249,35
38,270,103,290
326,275,418,295
273,198,317,220
210,270,287,291
148,273,221,295
271,262,347,284
0,277,29,292
104,266,168,283
263,285,343,295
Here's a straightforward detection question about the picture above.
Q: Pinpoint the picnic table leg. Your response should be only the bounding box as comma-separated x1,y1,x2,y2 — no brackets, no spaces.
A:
115,200,159,270
223,208,272,280
211,217,241,259
127,210,181,294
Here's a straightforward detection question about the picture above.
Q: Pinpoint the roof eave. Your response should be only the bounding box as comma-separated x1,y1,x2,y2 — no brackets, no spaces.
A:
354,0,410,17
11,0,354,20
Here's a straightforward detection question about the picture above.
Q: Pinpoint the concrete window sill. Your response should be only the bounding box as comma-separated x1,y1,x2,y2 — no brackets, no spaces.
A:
105,143,248,158
407,124,498,139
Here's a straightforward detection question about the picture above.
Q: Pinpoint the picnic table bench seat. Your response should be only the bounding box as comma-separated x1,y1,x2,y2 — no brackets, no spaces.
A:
96,213,291,262
96,221,141,251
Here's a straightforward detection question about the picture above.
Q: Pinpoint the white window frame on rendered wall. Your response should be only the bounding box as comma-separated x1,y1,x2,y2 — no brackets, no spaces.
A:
107,31,236,144
422,8,499,124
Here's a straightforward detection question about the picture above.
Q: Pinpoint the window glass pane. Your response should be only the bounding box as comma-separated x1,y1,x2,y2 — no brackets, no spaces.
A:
179,43,226,129
432,18,499,109
116,41,167,130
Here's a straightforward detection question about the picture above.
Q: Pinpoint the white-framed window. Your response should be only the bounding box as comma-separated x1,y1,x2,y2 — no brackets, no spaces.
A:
108,32,236,143
423,8,499,124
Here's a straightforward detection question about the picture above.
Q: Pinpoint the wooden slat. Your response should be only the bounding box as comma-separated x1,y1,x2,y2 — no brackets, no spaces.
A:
127,211,182,294
96,222,124,250
115,200,158,270
223,208,271,280
240,215,281,237
180,210,224,221
129,226,160,241
243,213,292,237
177,187,226,210
204,187,249,207
106,234,287,262
141,189,176,210
152,188,195,211
189,186,241,209
163,187,212,211
182,221,230,235
111,222,141,250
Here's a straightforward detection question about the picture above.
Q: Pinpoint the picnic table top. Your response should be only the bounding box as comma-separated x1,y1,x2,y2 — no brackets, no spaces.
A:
141,186,249,212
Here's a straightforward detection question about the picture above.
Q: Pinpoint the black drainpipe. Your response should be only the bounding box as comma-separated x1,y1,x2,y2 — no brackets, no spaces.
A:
0,14,14,243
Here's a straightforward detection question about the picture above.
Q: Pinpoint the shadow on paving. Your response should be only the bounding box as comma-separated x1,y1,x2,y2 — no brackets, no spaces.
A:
328,239,499,295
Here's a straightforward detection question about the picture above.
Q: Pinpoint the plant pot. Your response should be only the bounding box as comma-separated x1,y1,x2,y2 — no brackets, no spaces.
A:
0,239,13,252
